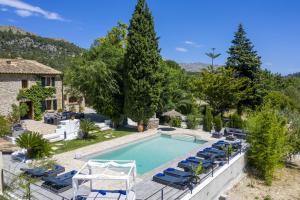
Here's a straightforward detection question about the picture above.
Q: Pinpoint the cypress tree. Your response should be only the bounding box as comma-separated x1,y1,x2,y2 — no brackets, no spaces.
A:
203,106,213,132
213,113,223,132
226,24,261,80
124,0,162,131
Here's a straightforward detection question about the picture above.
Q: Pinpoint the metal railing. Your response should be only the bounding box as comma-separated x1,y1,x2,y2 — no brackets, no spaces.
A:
138,144,248,200
2,169,70,200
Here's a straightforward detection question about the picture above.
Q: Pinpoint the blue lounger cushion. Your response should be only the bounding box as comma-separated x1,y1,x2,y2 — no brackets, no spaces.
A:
178,160,212,170
197,151,221,159
153,173,190,190
198,150,226,159
42,170,77,182
213,141,241,150
163,168,193,178
22,165,65,177
187,156,208,163
92,190,127,195
42,178,73,193
203,147,225,155
212,143,229,150
41,169,76,193
215,140,228,144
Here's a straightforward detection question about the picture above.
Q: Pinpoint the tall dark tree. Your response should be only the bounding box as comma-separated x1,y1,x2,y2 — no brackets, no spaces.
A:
226,24,261,80
226,24,263,111
124,0,162,131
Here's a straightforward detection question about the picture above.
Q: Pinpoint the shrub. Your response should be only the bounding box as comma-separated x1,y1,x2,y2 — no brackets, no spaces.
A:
0,115,11,137
187,114,199,129
16,132,52,159
247,103,288,185
264,195,272,200
287,115,300,158
203,106,213,132
229,113,244,129
192,162,205,184
214,113,223,132
80,119,96,139
264,91,295,112
8,103,29,124
169,117,181,128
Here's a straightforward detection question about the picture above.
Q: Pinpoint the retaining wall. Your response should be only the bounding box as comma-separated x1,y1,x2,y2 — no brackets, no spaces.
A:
182,152,246,200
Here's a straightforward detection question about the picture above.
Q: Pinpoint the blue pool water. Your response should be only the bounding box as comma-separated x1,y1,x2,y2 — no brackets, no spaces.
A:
91,135,207,174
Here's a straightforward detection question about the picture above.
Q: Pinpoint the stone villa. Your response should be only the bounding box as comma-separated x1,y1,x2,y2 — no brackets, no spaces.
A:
0,58,63,119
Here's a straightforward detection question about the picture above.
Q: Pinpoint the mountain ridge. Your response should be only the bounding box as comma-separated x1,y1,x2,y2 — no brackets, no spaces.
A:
179,62,220,72
0,26,84,70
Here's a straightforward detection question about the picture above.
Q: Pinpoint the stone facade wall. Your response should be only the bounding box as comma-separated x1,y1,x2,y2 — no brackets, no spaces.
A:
63,86,85,112
54,76,63,110
146,118,159,129
0,74,62,116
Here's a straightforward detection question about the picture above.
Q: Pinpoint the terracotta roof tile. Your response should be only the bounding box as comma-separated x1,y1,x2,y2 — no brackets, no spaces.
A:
0,58,62,75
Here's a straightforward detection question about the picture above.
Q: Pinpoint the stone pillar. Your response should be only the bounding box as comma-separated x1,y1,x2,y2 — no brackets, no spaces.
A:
0,151,3,195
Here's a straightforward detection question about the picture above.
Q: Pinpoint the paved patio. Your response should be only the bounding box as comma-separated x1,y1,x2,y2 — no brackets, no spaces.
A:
22,119,57,135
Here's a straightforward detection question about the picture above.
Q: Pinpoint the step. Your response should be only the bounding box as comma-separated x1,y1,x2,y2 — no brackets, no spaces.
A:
43,133,61,140
49,137,63,143
101,126,111,131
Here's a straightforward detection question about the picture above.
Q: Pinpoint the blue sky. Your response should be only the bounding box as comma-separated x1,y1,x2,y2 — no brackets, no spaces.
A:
0,0,299,75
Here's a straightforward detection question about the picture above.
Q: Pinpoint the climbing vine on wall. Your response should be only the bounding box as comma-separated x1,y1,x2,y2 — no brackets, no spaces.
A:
17,81,56,121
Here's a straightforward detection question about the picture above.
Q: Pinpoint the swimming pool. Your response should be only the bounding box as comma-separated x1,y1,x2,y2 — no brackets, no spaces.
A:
90,134,207,174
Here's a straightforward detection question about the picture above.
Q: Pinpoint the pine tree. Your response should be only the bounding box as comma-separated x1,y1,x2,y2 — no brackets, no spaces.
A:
124,0,162,131
226,24,263,111
226,24,261,80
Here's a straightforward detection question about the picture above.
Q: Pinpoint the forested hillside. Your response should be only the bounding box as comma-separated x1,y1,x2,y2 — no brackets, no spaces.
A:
0,26,83,70
289,72,300,77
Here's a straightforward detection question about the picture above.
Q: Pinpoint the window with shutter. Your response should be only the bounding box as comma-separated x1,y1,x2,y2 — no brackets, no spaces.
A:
51,77,55,87
41,77,46,87
21,80,28,88
53,99,57,110
46,77,51,86
46,100,52,110
41,101,46,112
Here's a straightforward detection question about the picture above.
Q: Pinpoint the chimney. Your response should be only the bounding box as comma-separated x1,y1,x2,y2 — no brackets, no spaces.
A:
6,60,11,64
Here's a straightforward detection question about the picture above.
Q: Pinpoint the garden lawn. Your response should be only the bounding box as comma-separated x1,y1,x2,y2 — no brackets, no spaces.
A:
53,128,134,154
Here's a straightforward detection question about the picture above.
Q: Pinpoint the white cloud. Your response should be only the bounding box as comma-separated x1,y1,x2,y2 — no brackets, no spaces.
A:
185,41,194,45
15,9,32,17
175,47,188,52
0,0,66,21
184,40,203,48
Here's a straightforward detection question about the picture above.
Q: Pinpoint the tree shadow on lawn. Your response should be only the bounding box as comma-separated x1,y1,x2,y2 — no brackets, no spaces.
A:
115,127,137,133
